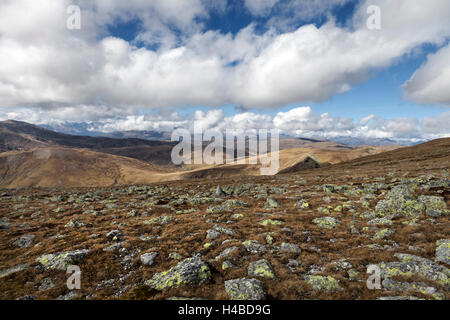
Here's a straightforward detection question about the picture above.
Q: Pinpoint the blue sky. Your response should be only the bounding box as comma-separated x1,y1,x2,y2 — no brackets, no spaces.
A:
0,0,449,142
106,0,447,122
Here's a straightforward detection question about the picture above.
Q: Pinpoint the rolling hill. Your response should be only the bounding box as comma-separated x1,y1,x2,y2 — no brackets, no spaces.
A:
0,120,177,166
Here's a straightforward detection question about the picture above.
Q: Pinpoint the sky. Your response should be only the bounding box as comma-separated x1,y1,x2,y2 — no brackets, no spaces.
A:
0,0,449,143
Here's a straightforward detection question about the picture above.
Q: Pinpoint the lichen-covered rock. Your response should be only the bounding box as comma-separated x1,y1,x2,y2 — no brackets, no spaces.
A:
419,195,446,210
248,259,275,279
0,264,27,279
65,219,85,228
374,185,427,218
36,250,89,271
141,252,158,266
0,217,11,230
382,279,444,300
243,240,266,254
295,199,310,209
279,242,301,254
38,278,55,291
168,252,183,260
259,219,284,227
265,198,279,208
436,239,450,266
222,260,235,270
143,215,173,225
377,253,450,289
106,230,122,242
206,199,249,214
304,275,342,292
215,246,239,261
367,218,393,226
206,225,234,240
347,269,360,280
419,196,449,217
225,278,266,300
145,254,211,290
13,234,35,248
312,217,340,229
372,228,395,240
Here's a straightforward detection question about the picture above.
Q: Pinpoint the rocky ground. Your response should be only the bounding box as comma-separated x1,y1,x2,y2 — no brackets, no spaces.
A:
0,163,449,300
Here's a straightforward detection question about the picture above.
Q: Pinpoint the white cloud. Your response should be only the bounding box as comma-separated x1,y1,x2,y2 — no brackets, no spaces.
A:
2,103,447,143
422,111,450,136
244,0,279,16
0,0,450,120
403,44,450,106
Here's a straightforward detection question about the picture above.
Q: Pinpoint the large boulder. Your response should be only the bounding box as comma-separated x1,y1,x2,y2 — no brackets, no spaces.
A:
377,253,450,290
36,249,89,270
145,254,211,290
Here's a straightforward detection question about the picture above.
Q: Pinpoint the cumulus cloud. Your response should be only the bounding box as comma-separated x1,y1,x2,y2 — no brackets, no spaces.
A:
0,0,449,124
1,104,445,143
422,111,450,137
403,44,450,106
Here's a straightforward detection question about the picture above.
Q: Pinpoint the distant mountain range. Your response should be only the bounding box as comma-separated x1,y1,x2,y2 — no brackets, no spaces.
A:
0,120,177,165
0,120,403,188
40,122,420,146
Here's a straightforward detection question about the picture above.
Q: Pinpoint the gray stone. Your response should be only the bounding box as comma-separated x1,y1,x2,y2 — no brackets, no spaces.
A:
141,252,158,266
225,278,266,300
13,234,35,248
145,254,211,290
436,239,450,266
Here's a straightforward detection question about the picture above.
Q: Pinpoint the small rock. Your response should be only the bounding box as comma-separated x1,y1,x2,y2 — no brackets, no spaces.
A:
436,239,450,266
0,264,27,279
243,240,266,254
13,234,35,248
248,259,275,279
265,198,280,208
279,242,301,254
141,252,158,266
